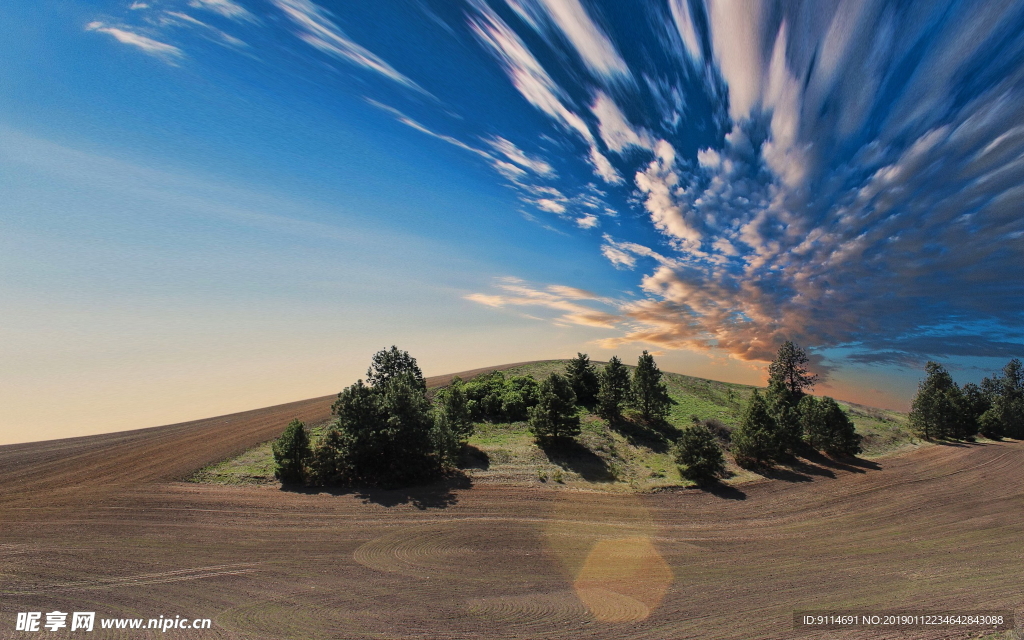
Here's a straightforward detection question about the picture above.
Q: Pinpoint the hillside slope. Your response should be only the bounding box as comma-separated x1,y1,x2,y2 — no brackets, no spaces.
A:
193,360,916,492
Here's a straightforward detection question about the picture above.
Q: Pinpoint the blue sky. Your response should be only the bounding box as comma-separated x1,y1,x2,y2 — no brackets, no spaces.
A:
2,0,1023,443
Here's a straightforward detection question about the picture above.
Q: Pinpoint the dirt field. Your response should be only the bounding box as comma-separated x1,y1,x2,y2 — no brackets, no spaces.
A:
1,378,1022,639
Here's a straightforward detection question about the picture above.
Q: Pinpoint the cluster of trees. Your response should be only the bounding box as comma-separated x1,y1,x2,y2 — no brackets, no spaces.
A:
272,347,469,487
726,341,861,469
909,359,1024,440
526,351,673,440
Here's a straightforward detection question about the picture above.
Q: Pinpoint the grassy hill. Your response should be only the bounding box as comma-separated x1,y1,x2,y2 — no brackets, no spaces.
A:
190,360,916,491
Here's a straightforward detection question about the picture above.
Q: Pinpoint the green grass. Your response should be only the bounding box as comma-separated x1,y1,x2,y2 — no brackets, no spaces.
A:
190,359,916,492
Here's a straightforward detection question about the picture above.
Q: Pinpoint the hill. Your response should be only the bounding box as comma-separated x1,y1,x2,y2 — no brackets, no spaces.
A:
191,360,917,491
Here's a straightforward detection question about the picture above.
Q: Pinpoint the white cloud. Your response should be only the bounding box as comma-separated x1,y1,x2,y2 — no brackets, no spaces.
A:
188,0,255,22
668,0,701,61
85,22,183,61
485,137,555,176
468,1,621,184
525,0,630,81
705,0,770,120
273,0,427,94
634,140,702,248
575,214,599,228
590,91,653,153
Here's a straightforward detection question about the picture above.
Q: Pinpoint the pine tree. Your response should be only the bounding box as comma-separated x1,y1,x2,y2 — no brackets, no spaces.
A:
732,390,782,467
799,396,861,456
528,373,580,440
307,427,352,486
765,341,816,451
597,356,631,421
908,362,959,440
366,345,426,390
631,351,672,422
674,423,726,481
565,352,600,406
434,377,474,442
272,419,311,484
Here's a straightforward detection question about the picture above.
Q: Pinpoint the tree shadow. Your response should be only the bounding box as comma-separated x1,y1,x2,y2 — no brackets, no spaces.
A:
802,450,868,474
607,417,672,453
459,444,489,470
538,438,615,482
286,472,471,510
696,479,747,500
759,466,813,482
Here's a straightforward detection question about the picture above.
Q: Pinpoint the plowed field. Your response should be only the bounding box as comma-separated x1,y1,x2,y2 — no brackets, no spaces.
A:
2,375,1022,639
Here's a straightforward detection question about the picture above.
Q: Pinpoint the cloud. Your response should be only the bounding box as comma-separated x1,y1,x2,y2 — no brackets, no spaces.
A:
85,22,183,61
465,278,620,329
273,0,427,94
668,0,702,62
575,214,599,228
160,11,248,48
509,0,630,82
590,91,653,153
485,137,555,176
188,0,256,22
467,0,622,184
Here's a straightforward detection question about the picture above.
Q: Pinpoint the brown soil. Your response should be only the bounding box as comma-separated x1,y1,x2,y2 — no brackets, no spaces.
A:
1,381,1021,639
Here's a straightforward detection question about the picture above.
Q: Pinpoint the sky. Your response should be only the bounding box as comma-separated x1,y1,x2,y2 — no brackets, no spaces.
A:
2,0,1023,445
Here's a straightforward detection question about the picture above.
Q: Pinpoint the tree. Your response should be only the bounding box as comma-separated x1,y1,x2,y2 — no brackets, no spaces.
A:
307,427,352,486
799,396,862,456
366,346,425,391
528,373,580,440
983,359,1024,439
908,362,960,440
565,352,600,407
732,390,782,467
953,382,987,440
434,377,474,442
631,351,672,422
765,341,817,451
272,419,311,484
597,356,631,421
501,375,540,421
767,341,819,399
674,423,726,481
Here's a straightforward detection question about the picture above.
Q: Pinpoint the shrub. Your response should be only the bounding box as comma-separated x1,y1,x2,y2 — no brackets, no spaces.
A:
272,419,311,484
674,423,726,481
528,373,580,440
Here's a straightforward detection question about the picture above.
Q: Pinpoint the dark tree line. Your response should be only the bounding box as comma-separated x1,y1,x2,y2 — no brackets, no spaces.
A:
909,358,1024,441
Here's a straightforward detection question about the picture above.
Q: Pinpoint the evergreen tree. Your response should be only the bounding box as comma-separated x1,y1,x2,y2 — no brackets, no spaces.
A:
597,356,631,421
953,382,988,440
908,362,959,440
307,427,352,486
434,377,474,442
366,345,426,390
985,359,1024,439
767,341,818,399
732,390,782,467
501,375,540,421
674,423,726,481
765,341,816,451
272,419,311,484
631,351,672,422
528,373,580,440
799,396,862,456
565,352,600,407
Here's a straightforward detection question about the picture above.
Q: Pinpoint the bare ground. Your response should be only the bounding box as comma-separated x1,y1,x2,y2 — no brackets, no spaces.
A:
1,380,1022,639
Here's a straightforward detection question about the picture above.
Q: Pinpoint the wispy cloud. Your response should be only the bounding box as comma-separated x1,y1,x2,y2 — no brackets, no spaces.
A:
86,21,183,62
467,0,622,184
465,278,619,328
273,0,428,95
188,0,256,22
509,0,630,82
